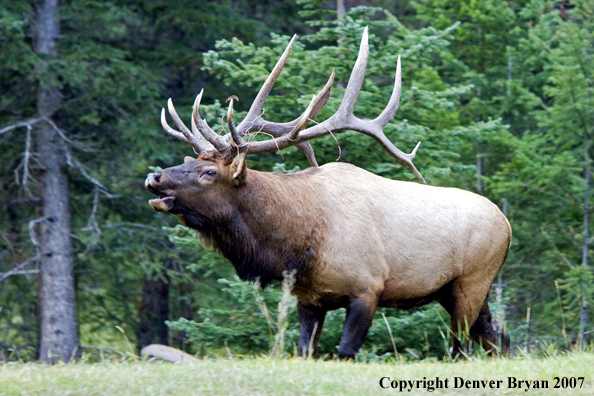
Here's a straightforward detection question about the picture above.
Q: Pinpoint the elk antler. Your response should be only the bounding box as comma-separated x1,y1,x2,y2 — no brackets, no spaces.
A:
160,27,425,183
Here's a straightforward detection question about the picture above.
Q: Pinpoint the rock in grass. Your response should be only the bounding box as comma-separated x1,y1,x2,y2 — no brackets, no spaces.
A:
140,344,199,364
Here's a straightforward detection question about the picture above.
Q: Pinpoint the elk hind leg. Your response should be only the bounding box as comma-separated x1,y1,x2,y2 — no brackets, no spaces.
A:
470,299,510,356
437,281,485,359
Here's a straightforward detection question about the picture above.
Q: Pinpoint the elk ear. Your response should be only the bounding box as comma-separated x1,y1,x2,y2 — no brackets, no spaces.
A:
184,156,195,163
230,153,247,185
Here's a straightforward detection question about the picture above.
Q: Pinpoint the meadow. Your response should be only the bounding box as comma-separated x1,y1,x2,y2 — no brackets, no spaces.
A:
1,352,594,396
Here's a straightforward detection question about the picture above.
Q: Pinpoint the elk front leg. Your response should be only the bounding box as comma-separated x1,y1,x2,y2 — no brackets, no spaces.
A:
297,302,327,357
337,295,379,359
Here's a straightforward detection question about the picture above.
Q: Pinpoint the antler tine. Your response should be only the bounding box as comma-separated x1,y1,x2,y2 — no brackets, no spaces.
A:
226,96,242,145
164,99,213,153
230,35,332,165
161,108,191,144
191,90,229,152
350,54,425,183
236,35,297,134
296,142,319,167
322,30,424,183
375,55,402,127
240,67,336,139
360,128,425,184
335,27,370,118
288,69,336,140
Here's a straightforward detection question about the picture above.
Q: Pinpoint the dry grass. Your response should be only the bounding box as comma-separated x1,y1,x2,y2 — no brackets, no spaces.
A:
1,353,594,395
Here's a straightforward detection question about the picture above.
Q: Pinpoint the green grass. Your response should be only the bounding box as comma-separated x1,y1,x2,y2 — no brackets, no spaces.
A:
1,353,594,395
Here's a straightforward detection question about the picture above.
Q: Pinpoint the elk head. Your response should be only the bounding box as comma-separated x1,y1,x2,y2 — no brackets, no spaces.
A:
145,151,247,228
146,27,425,217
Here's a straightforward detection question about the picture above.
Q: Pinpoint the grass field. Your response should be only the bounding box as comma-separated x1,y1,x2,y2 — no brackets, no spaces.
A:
1,352,594,395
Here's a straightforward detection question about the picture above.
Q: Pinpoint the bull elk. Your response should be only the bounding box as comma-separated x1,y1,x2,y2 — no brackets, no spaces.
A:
145,28,511,359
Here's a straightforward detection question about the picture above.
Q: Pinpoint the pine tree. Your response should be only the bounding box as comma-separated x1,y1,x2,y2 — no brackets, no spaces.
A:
489,0,594,346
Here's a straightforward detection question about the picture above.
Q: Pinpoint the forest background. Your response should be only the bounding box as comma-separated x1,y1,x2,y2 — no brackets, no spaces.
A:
1,0,593,362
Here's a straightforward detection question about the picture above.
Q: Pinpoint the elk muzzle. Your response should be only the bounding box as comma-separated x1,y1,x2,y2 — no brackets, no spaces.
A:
145,172,175,212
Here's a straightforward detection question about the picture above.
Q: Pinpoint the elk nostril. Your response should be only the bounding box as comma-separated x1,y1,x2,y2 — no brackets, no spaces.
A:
153,173,161,183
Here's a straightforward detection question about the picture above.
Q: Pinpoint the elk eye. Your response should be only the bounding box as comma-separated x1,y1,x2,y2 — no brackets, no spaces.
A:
202,170,216,179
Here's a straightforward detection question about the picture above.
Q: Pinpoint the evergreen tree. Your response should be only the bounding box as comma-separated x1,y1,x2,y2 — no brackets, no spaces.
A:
490,0,594,346
0,0,164,360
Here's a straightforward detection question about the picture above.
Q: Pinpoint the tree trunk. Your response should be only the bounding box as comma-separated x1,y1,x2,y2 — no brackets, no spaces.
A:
137,271,170,352
476,142,484,195
508,53,512,126
579,158,590,350
173,282,194,349
34,0,78,363
337,0,346,19
476,86,484,196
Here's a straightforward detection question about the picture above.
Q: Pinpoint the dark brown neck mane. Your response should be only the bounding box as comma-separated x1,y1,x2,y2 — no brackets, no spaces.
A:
182,168,323,287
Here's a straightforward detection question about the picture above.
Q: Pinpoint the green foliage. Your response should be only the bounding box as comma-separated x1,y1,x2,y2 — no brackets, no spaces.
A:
167,276,298,356
486,0,594,342
558,266,594,317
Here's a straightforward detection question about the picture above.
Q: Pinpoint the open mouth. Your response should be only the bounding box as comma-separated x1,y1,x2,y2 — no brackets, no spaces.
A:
145,174,175,212
148,196,175,212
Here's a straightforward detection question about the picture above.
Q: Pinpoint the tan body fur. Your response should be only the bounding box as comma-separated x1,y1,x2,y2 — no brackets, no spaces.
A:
259,163,511,309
